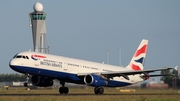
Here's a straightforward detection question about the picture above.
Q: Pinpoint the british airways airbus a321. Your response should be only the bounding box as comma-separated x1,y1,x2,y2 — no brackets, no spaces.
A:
9,39,177,94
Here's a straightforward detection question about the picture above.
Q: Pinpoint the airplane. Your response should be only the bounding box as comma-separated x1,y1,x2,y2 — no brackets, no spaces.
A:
9,39,177,94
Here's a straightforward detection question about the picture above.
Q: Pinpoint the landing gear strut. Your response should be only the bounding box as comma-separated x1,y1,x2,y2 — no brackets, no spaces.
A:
24,74,30,87
59,81,69,94
94,87,104,94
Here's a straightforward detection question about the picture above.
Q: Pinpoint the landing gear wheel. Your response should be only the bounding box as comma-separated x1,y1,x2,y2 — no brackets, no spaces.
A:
64,87,69,94
59,81,69,94
24,82,28,87
94,87,99,94
59,87,69,94
59,87,64,94
99,87,104,94
94,87,104,94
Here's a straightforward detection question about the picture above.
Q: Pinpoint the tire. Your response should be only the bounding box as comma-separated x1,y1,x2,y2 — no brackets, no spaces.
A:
24,82,28,87
59,87,64,94
59,87,69,94
99,87,104,94
94,87,99,94
64,87,69,94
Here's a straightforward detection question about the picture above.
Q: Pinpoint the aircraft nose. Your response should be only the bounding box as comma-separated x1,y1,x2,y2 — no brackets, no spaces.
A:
9,59,22,72
9,59,18,67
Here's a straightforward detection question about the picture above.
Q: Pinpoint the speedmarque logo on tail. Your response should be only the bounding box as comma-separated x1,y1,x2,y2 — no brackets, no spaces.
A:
132,44,147,70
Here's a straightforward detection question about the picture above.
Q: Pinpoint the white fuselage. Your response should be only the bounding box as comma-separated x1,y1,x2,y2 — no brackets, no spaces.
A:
9,51,144,87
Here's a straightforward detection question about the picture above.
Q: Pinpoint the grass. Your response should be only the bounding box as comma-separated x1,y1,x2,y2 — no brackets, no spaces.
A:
0,95,180,101
0,87,180,101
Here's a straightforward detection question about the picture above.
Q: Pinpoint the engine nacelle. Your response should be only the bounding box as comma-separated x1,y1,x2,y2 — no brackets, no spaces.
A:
31,75,54,87
84,74,107,87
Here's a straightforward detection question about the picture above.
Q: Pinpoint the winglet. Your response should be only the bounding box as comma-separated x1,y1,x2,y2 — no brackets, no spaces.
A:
174,66,178,72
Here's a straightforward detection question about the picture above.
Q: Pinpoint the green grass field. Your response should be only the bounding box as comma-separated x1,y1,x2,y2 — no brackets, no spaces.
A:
0,87,180,101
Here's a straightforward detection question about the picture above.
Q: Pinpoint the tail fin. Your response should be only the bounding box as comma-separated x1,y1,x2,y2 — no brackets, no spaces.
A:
126,39,148,70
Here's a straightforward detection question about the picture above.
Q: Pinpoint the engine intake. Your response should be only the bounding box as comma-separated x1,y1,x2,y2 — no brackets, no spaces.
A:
84,74,107,87
31,75,54,87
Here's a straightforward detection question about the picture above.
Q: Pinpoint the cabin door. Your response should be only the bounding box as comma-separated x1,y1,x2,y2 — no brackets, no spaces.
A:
34,59,39,66
62,59,68,71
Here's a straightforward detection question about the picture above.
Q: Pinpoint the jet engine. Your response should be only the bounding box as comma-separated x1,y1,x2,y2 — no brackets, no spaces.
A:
31,75,54,87
84,74,107,87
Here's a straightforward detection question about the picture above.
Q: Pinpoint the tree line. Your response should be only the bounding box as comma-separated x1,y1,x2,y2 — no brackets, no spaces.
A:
0,73,26,82
161,69,180,88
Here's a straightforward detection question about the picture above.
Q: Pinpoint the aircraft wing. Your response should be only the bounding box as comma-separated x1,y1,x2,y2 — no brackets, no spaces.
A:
100,67,176,79
77,66,178,80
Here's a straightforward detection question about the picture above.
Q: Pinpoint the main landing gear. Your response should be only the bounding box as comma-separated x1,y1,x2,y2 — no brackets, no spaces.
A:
59,81,69,94
94,87,104,94
58,81,104,94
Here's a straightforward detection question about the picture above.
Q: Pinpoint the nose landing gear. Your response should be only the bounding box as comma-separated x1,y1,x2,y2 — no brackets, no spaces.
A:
24,74,30,87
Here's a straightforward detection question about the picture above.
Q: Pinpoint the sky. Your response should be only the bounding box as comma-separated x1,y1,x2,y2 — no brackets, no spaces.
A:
0,0,179,76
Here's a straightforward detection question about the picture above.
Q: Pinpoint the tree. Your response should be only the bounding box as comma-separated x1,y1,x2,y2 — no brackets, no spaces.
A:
0,73,26,82
161,69,179,88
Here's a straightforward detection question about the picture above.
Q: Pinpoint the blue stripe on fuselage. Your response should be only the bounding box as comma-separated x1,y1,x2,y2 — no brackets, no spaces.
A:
10,65,132,87
10,65,84,84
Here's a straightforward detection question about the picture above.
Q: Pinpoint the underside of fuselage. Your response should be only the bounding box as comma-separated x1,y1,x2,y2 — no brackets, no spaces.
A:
10,65,132,87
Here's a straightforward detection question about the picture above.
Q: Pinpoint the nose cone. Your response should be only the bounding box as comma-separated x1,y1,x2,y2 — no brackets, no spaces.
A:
9,59,20,72
9,59,18,67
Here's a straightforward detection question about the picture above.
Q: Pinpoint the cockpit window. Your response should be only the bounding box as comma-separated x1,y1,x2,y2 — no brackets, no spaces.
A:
26,56,29,59
16,55,22,58
22,56,26,59
14,55,29,59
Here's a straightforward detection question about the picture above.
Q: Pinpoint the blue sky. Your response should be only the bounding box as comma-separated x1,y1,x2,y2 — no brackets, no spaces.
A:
0,0,179,74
